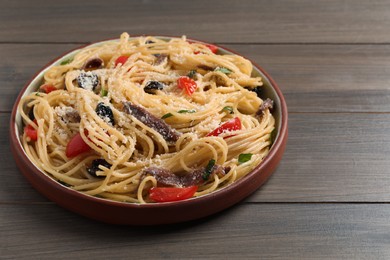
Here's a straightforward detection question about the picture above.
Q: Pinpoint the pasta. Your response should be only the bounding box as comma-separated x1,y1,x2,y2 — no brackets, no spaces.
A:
19,33,275,203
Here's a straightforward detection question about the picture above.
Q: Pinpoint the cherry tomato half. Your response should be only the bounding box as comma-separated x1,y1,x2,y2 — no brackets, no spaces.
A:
177,76,197,96
65,132,92,158
193,43,218,54
149,186,198,202
206,117,242,137
114,55,129,67
205,44,218,54
24,120,38,141
40,84,57,94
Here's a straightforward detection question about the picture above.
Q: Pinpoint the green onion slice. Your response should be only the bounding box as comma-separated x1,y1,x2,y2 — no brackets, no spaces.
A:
60,58,73,65
215,67,232,74
202,159,216,180
161,113,173,119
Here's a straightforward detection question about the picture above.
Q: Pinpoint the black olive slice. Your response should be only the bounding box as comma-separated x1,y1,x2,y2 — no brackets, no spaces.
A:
95,102,115,125
245,86,263,98
144,81,165,94
87,159,112,177
77,72,99,91
83,58,104,71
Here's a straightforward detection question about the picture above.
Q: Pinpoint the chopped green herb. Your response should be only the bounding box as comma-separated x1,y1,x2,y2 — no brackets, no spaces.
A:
270,128,277,145
187,70,197,79
60,58,73,65
215,67,232,74
162,110,195,119
222,106,234,114
101,89,108,97
161,113,173,119
178,109,196,114
35,93,41,97
238,153,253,164
202,159,216,180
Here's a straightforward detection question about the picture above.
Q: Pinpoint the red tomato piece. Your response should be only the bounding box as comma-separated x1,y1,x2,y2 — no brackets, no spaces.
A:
40,84,57,94
205,44,218,53
206,117,242,137
65,132,92,158
24,120,38,141
114,55,129,67
192,42,218,54
149,186,198,203
177,76,197,96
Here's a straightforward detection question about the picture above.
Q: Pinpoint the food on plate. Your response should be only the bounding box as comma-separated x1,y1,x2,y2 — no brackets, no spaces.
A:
19,33,275,203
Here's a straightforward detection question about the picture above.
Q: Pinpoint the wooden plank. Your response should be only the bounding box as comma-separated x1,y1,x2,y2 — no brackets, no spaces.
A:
0,44,80,112
2,0,390,43
249,113,390,202
1,203,390,259
2,44,390,112
3,113,390,203
2,112,50,202
228,44,390,113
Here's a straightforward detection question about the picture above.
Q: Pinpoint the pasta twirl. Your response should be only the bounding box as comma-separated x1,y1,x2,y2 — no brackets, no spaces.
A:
19,33,275,204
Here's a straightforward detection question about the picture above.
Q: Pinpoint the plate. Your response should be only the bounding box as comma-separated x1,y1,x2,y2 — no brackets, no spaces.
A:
10,36,288,225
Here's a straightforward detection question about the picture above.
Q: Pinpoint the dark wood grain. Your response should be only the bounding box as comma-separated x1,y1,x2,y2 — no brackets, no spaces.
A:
0,44,80,112
230,44,390,113
2,0,390,258
1,203,390,259
252,113,390,202
1,0,390,44
2,44,390,112
3,113,390,203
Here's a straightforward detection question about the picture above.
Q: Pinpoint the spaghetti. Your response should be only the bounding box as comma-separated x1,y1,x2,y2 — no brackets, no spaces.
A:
19,33,275,203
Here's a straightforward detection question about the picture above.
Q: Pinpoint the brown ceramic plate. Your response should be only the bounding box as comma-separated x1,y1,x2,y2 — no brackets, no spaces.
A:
10,36,288,225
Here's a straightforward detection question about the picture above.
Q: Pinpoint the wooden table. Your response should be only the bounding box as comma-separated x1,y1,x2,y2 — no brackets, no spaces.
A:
2,1,390,258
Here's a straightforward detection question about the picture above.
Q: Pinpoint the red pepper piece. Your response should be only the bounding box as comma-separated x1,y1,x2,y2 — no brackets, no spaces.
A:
65,132,92,158
193,43,218,54
114,55,129,67
149,186,198,203
177,76,197,96
206,117,242,137
204,44,218,53
40,84,57,94
24,119,38,141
